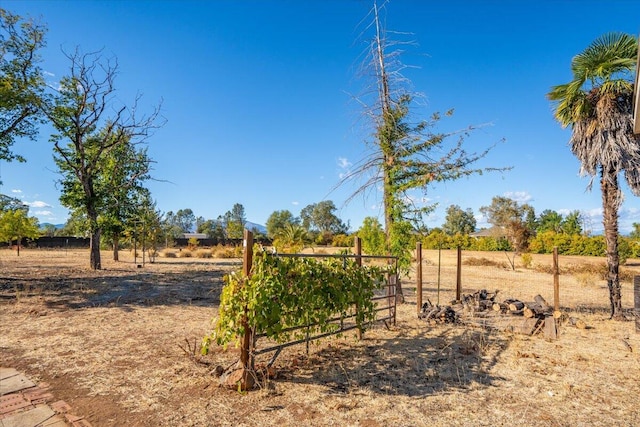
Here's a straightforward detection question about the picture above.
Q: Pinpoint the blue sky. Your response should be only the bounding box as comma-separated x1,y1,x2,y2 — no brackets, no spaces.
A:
2,0,640,234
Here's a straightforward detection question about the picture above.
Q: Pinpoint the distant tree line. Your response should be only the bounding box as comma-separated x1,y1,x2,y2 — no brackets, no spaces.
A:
354,195,640,262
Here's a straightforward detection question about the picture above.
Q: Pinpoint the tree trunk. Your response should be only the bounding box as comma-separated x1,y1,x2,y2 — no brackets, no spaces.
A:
87,203,102,270
113,234,119,261
90,228,101,270
16,237,21,256
601,168,624,320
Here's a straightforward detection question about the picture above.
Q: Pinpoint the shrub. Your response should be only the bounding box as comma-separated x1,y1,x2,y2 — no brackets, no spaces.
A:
357,217,386,255
422,230,450,250
196,249,213,258
520,253,533,269
575,272,598,287
463,257,507,268
332,233,354,248
179,249,193,258
213,245,242,258
468,236,511,252
272,237,304,254
315,232,333,246
161,250,177,258
203,250,389,353
188,237,200,250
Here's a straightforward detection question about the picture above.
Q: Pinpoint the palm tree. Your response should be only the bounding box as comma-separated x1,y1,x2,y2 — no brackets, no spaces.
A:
548,33,639,319
274,224,308,253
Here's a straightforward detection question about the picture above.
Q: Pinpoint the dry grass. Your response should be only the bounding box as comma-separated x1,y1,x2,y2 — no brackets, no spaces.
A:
179,249,193,258
1,248,639,426
195,249,213,258
160,249,177,258
463,256,508,268
212,245,243,259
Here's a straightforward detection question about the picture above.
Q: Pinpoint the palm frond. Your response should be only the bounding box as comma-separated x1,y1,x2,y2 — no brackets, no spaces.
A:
571,32,637,82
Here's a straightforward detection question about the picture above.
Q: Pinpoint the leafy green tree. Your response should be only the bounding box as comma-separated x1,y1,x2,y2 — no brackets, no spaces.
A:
134,194,163,261
44,49,161,269
195,216,206,233
58,210,89,237
0,9,46,163
299,204,314,232
442,205,476,235
174,208,196,233
561,210,583,235
538,209,563,233
480,196,533,253
0,208,39,255
91,138,152,260
266,210,299,239
300,201,348,241
548,32,639,319
357,217,386,255
197,218,226,240
630,223,640,239
0,194,27,212
40,223,56,237
343,3,507,298
224,203,246,240
162,211,185,240
524,207,538,233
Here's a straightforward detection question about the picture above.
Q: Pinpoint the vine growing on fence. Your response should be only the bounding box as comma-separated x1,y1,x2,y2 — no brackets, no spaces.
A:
202,249,389,354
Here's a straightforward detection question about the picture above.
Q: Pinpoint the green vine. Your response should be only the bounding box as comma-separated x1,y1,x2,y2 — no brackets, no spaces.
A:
202,248,390,354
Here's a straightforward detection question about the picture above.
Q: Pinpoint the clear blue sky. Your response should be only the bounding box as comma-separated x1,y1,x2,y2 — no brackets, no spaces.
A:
2,0,640,234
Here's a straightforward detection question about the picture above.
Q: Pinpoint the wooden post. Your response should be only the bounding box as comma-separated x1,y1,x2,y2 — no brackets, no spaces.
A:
553,247,560,313
354,236,363,340
437,244,442,305
634,276,640,333
238,229,255,390
455,246,462,302
416,241,422,316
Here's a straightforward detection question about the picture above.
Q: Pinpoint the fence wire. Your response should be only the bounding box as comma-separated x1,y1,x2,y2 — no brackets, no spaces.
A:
409,249,637,315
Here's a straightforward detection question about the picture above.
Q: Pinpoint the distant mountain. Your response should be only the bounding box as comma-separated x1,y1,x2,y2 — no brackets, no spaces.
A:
245,221,267,235
38,221,268,235
39,222,65,230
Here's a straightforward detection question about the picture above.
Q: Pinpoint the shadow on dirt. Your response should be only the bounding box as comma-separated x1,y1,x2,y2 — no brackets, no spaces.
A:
0,266,236,309
277,324,510,397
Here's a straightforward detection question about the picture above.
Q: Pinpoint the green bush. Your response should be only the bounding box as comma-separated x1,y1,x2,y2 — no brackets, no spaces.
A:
203,249,389,353
468,236,511,252
357,217,386,255
332,233,354,248
188,237,199,249
528,232,607,257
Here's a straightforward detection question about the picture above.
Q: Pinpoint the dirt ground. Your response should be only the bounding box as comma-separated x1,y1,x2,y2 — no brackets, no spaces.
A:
1,248,639,426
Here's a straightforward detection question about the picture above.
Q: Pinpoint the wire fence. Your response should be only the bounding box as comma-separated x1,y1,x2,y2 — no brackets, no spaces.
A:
409,248,638,316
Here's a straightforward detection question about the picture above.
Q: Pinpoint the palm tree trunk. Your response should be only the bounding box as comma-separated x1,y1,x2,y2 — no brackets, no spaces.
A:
601,167,624,319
